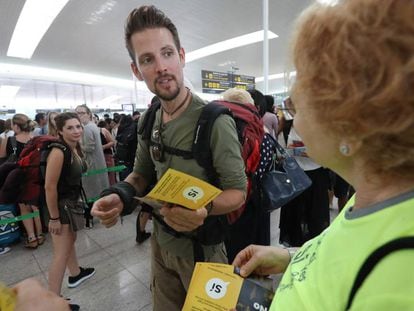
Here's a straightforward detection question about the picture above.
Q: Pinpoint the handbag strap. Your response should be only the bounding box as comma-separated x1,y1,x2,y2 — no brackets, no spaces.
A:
80,182,88,204
267,133,290,158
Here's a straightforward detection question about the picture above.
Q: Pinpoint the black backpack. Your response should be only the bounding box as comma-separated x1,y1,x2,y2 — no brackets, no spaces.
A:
138,99,264,261
139,99,263,215
115,123,137,165
0,136,70,205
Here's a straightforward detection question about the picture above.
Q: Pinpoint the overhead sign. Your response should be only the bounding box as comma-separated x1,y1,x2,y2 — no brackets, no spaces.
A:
35,109,61,113
0,109,16,114
201,70,255,94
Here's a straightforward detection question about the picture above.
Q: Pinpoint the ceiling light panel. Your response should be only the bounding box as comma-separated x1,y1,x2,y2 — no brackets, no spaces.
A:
99,95,123,105
255,71,296,82
0,85,21,102
0,63,147,90
186,30,278,63
7,0,70,59
316,0,339,6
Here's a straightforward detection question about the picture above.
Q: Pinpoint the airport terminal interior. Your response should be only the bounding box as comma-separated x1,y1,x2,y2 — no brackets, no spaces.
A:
2,0,409,310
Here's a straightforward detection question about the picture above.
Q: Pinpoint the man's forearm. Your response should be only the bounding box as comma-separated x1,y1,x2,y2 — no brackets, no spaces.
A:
209,189,245,215
125,171,148,197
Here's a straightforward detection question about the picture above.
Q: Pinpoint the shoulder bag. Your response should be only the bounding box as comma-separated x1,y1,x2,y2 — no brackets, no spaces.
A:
62,200,85,232
260,135,312,211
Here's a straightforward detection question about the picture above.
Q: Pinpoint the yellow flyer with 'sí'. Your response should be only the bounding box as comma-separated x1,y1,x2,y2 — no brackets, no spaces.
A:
143,168,222,210
182,263,243,310
183,263,275,311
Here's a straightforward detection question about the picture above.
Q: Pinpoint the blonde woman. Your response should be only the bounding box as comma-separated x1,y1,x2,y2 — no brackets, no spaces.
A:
0,114,44,248
47,111,59,137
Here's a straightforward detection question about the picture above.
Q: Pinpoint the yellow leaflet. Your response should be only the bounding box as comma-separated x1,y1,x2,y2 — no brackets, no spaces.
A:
183,263,243,310
144,169,222,210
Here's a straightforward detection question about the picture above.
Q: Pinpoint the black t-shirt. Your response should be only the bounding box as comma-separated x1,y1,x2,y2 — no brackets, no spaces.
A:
100,131,112,155
6,137,26,158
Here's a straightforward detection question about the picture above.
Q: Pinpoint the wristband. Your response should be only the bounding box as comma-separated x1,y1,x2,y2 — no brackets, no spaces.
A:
100,181,137,216
49,216,60,221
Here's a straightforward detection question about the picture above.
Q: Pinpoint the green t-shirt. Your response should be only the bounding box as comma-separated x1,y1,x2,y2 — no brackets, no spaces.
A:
271,190,414,311
134,94,247,259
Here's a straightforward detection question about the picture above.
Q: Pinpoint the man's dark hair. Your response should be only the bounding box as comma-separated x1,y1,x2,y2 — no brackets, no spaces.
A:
124,5,181,63
113,115,120,124
97,120,107,128
105,118,112,126
132,110,141,117
35,112,45,123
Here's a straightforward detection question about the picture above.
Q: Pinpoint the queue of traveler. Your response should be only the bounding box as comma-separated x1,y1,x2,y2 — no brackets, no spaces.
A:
0,108,148,311
93,2,413,310
2,0,413,309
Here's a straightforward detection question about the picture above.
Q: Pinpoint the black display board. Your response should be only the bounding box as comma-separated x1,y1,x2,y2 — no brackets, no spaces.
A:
202,70,255,94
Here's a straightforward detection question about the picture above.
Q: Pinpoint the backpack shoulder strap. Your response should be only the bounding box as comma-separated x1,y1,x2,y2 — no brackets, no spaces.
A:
138,100,161,140
192,101,232,186
40,141,71,181
346,236,414,310
54,142,71,168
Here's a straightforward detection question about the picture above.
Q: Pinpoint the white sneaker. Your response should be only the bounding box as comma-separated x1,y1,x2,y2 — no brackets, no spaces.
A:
67,267,96,288
0,247,11,255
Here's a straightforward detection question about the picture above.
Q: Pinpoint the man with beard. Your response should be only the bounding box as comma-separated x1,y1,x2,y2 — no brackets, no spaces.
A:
91,5,246,310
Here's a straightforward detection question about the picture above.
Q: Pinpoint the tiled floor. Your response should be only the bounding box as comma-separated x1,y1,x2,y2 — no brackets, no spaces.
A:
1,205,338,311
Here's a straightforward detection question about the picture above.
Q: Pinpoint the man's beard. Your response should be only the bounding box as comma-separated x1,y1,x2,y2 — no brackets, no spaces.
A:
154,75,181,101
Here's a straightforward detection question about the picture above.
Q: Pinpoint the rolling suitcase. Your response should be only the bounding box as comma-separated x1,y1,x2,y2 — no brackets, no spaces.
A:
0,204,21,246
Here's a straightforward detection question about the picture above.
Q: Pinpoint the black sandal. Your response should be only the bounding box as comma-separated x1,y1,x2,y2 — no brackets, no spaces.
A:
25,236,38,249
37,233,46,245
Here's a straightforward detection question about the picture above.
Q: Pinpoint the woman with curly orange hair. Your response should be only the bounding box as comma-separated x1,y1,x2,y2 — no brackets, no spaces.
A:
233,0,414,309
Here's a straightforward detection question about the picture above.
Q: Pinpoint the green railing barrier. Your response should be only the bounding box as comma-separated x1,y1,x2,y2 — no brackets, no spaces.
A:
0,165,127,223
0,211,40,225
81,165,126,177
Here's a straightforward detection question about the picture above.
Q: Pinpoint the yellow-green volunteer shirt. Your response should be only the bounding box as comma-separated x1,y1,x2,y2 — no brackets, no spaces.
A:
271,191,414,310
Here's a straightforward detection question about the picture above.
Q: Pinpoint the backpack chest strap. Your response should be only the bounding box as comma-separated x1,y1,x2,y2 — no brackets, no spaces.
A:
148,140,194,159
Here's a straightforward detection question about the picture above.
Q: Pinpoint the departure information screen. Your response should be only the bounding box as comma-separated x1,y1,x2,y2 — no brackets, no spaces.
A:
201,70,255,94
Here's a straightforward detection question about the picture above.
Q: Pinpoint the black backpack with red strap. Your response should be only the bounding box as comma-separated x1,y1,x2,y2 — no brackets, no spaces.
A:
138,99,264,261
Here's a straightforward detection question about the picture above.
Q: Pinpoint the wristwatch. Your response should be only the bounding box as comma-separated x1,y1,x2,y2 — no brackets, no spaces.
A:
205,202,214,215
